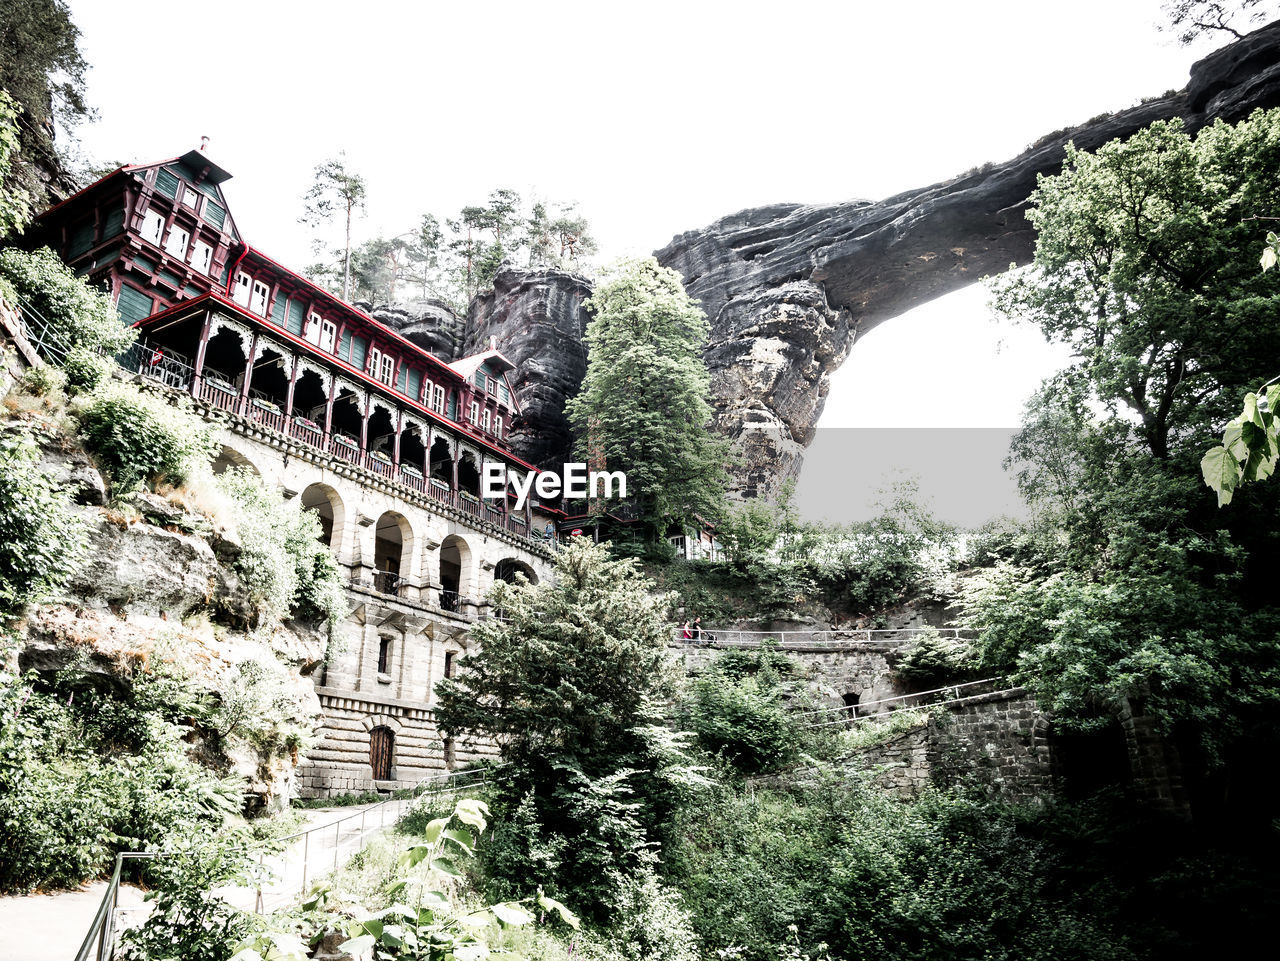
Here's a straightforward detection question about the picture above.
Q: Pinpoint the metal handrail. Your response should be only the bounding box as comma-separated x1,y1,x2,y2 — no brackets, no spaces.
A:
671,626,975,648
794,677,1003,718
809,685,1028,730
72,852,157,961
252,764,499,911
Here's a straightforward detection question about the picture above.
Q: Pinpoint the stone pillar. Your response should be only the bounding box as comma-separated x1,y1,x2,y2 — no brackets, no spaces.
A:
1118,696,1192,820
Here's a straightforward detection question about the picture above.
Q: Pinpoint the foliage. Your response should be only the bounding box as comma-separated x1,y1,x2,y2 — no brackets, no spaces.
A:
0,0,90,205
991,111,1280,462
75,381,215,491
666,782,1144,961
684,647,804,774
17,362,65,397
565,257,732,535
299,152,367,301
117,830,259,961
893,629,976,688
61,344,113,394
0,659,249,894
0,429,86,618
0,246,136,355
436,539,707,915
1201,380,1279,504
215,468,348,628
208,658,312,757
0,90,33,237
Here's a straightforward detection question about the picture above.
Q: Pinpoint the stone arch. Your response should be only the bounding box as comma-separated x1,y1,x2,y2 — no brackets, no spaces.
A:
358,713,403,734
373,511,414,596
438,534,473,612
211,443,259,477
494,558,537,586
300,482,345,549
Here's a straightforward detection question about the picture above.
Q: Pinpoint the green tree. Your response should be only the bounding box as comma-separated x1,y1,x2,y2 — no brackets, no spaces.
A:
434,539,705,914
0,0,91,206
299,153,367,302
565,257,731,536
0,91,33,237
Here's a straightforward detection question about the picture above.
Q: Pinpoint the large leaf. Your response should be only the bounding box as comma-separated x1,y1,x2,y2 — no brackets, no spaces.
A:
454,798,489,831
491,902,534,926
537,890,581,930
336,935,376,959
1201,446,1241,506
442,828,475,854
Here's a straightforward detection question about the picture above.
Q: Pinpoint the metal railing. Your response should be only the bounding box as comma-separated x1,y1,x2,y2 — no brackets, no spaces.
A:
249,765,495,912
72,852,157,961
798,677,1004,727
670,626,975,649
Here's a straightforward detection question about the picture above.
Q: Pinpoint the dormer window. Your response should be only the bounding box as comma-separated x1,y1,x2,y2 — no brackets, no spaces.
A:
233,271,252,307
142,208,164,246
251,279,270,316
179,186,200,212
164,225,189,259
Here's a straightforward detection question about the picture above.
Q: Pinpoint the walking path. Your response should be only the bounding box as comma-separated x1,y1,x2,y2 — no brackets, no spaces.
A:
0,882,148,961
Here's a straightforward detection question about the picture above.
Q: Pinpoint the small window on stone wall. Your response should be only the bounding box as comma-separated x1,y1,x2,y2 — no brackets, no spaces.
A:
378,637,392,674
443,650,456,678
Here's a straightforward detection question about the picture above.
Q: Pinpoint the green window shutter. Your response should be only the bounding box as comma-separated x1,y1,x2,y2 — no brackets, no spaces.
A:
271,295,287,326
117,285,154,323
406,369,422,400
350,335,368,370
156,270,182,290
338,328,352,360
447,392,457,420
474,369,486,390
499,382,510,405
67,222,94,257
103,205,126,240
396,365,408,393
155,168,180,198
205,201,227,229
286,300,306,336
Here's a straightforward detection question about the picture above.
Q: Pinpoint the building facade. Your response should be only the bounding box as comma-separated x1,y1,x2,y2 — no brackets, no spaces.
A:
28,147,564,795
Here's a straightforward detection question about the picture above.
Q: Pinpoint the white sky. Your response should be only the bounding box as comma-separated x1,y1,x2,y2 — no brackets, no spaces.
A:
63,0,1237,523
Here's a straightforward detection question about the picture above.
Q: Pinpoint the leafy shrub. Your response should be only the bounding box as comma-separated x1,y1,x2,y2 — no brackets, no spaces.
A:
687,673,799,774
61,345,113,394
216,469,348,628
893,629,976,687
75,382,216,491
0,247,135,355
17,363,65,397
592,867,700,961
0,430,87,618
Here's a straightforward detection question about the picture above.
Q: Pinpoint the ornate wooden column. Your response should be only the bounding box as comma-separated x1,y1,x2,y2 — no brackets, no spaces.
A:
284,353,300,420
237,330,258,416
190,309,213,398
393,409,403,466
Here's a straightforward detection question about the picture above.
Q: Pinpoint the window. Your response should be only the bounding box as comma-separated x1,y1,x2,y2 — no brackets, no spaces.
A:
368,346,381,376
378,637,392,674
233,271,252,307
179,186,200,212
482,409,491,433
380,353,395,385
423,378,434,406
434,384,446,414
469,400,480,426
486,377,496,396
190,239,213,274
443,651,456,678
321,319,336,352
495,414,503,438
164,225,189,259
250,279,270,316
141,208,165,245
305,312,323,345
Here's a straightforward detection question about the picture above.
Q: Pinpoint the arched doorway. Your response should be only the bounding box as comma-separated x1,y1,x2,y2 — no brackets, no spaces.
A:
373,511,412,596
300,483,344,548
211,444,258,477
370,726,395,781
438,534,471,613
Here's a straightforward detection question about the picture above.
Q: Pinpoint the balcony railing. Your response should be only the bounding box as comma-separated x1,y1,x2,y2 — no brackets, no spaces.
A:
372,570,404,597
439,589,460,613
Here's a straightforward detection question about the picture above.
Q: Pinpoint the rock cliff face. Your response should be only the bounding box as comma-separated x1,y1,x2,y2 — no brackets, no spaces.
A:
465,266,592,468
366,300,465,361
653,22,1280,497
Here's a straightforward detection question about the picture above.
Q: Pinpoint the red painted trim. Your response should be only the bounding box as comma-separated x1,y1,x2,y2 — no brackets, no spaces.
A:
241,245,460,382
135,292,543,473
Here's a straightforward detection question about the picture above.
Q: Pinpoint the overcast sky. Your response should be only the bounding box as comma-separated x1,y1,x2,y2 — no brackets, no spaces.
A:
64,0,1238,524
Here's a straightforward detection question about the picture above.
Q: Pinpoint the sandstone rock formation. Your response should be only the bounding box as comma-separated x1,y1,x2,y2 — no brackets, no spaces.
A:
653,22,1280,498
465,265,592,468
366,299,466,361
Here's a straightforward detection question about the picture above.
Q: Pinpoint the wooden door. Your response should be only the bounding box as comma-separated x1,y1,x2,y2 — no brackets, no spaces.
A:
370,726,394,781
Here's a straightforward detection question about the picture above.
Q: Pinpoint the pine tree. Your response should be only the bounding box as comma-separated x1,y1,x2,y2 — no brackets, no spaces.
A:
566,257,731,536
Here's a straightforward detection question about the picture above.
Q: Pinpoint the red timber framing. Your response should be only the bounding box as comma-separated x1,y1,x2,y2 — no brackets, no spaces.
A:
26,146,559,533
